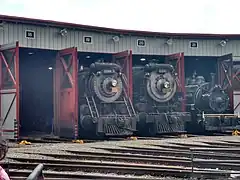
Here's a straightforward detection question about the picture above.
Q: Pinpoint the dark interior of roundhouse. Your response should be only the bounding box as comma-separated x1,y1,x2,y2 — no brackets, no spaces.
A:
19,48,56,137
184,56,217,81
132,55,218,81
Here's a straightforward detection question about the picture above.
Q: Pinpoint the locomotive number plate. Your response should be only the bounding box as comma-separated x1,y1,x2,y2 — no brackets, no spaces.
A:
162,88,171,93
112,87,119,92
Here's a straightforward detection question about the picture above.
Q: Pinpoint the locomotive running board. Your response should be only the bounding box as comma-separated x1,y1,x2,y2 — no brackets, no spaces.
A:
202,111,240,119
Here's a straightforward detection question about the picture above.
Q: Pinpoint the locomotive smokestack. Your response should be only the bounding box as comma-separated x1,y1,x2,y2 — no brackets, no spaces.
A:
210,73,216,88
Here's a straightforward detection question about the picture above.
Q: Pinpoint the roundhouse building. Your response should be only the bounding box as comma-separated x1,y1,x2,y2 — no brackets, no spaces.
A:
0,15,239,139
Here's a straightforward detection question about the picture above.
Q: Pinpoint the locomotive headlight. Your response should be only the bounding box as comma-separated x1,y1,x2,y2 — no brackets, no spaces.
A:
111,79,118,87
164,82,170,89
145,73,150,77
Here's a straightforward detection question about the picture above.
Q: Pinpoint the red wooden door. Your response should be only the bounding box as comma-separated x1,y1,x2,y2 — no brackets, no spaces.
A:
0,42,19,140
233,61,240,113
165,52,186,112
217,53,233,111
55,47,78,139
112,50,133,100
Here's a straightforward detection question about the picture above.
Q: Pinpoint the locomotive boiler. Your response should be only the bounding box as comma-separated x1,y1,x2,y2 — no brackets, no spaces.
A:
78,61,136,138
133,63,190,136
185,72,232,132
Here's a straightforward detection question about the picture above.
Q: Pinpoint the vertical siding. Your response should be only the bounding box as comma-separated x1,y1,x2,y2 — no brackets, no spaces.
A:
1,22,240,56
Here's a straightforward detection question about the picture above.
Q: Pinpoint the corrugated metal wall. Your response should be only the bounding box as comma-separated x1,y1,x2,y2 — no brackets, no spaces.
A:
0,22,240,56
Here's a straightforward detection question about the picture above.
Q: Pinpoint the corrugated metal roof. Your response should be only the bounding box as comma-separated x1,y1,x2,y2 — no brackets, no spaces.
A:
1,14,240,39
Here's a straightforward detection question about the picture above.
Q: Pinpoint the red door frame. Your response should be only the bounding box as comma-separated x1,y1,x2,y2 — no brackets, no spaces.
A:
165,52,186,112
0,41,19,139
55,47,78,139
217,53,233,110
233,62,240,111
112,50,133,100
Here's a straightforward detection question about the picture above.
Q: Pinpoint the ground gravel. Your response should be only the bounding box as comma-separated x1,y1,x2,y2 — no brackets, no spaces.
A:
4,135,240,179
5,135,240,157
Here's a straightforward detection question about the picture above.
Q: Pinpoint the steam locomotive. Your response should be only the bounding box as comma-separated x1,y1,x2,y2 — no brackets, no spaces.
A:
133,63,190,136
185,71,233,132
78,61,136,138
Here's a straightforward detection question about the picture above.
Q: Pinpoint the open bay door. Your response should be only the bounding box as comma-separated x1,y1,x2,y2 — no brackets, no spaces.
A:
112,50,133,99
165,52,186,112
54,47,78,139
0,42,19,140
217,54,233,112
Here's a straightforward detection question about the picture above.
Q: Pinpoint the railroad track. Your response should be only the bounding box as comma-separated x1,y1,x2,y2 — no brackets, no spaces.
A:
8,169,165,180
6,136,240,179
8,151,240,171
3,160,240,179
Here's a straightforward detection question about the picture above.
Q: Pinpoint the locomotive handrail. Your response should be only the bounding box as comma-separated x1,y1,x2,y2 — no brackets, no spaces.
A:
91,96,99,118
122,74,136,116
26,163,44,180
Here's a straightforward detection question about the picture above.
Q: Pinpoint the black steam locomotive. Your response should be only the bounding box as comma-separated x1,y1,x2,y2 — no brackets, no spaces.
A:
133,63,189,136
185,71,232,132
78,62,136,138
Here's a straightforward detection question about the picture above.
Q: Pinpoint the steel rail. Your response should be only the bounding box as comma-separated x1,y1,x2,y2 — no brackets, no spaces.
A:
5,162,240,179
170,142,238,148
8,169,166,180
196,141,240,147
20,151,240,171
23,151,189,163
11,151,240,171
94,146,240,160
